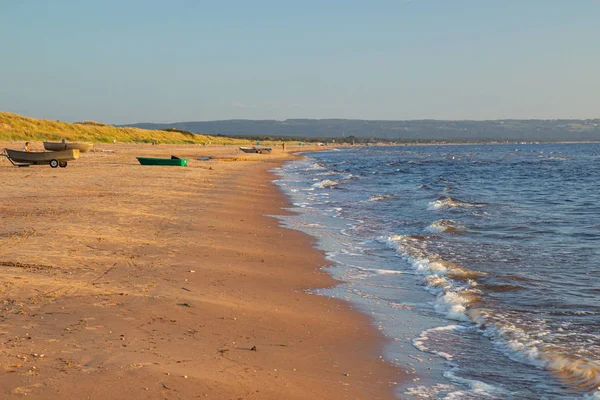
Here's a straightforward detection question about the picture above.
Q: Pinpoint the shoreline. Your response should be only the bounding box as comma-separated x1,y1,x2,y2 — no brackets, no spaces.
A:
0,142,403,399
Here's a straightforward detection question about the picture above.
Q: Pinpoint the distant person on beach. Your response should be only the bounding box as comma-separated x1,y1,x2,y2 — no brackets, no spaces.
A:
282,142,286,152
22,142,31,152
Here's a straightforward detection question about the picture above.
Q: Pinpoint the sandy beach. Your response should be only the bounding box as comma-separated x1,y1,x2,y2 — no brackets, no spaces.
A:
0,142,403,399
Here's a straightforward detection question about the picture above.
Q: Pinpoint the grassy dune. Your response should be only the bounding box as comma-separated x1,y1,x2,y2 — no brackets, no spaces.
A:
0,112,245,145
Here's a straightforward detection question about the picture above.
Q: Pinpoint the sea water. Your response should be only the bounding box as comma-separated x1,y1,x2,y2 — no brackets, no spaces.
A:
273,143,600,399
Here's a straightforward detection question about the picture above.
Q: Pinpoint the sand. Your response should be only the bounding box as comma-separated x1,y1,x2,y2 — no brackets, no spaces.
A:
0,142,403,399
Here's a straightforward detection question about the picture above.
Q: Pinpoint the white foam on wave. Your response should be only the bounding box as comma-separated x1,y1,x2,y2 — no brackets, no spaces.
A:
306,162,326,170
369,194,394,201
426,219,465,234
351,265,405,276
304,223,325,228
482,321,600,392
384,235,482,322
312,179,339,188
413,325,459,356
428,197,485,211
404,384,457,399
412,324,505,398
386,234,600,394
444,367,505,398
316,170,337,176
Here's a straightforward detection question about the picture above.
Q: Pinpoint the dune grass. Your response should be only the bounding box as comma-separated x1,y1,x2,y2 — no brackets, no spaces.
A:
0,112,247,145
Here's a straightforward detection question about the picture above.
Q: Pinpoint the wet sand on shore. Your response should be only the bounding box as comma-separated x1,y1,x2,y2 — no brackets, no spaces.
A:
0,142,403,399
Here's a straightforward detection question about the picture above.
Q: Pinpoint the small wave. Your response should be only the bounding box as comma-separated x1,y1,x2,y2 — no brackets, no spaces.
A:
312,179,339,188
384,235,486,322
549,156,571,161
444,368,506,399
436,176,455,184
413,326,507,398
428,197,487,210
479,283,524,293
413,325,459,355
404,384,458,399
426,219,465,234
386,236,600,393
316,170,337,176
349,265,405,275
369,194,394,201
306,162,326,170
303,223,325,228
484,322,600,392
387,234,600,391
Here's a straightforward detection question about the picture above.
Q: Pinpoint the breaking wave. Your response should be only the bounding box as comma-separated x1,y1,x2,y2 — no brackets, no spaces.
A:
312,179,339,188
427,219,465,234
385,234,600,393
429,196,487,210
369,194,394,201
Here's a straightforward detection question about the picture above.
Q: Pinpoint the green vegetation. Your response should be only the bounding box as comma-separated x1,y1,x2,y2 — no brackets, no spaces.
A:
0,112,246,145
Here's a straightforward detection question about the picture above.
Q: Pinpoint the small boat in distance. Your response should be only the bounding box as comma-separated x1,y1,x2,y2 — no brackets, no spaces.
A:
136,157,188,166
2,149,79,168
239,146,272,154
44,141,94,153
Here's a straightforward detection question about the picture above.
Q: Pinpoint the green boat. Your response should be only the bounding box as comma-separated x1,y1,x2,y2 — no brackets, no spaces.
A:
136,157,188,166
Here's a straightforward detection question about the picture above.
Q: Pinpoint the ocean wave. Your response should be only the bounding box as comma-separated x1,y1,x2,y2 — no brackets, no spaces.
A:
306,162,326,170
349,265,405,275
483,322,600,392
413,325,460,357
312,179,339,188
385,235,485,322
478,283,524,293
426,219,465,234
303,223,325,228
404,384,458,399
316,170,337,176
386,233,600,394
369,194,394,201
428,197,487,210
444,368,506,399
548,156,571,161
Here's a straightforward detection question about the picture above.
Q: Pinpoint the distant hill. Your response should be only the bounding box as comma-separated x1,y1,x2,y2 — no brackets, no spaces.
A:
121,119,600,142
0,112,242,144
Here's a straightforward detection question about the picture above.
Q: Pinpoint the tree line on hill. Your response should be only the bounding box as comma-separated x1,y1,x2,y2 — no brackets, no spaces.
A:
120,118,600,142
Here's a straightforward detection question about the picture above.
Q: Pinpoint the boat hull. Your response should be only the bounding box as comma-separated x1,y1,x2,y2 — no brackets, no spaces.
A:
44,142,94,152
136,157,188,166
239,147,272,154
5,149,79,164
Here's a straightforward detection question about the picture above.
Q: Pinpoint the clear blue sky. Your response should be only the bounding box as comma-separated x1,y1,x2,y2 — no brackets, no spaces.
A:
1,1,599,124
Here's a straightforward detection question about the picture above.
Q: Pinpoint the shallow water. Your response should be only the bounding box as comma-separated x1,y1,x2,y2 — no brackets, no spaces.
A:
274,143,600,399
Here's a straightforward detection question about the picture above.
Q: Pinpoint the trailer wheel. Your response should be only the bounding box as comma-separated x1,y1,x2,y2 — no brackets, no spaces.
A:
50,159,59,168
59,161,68,168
